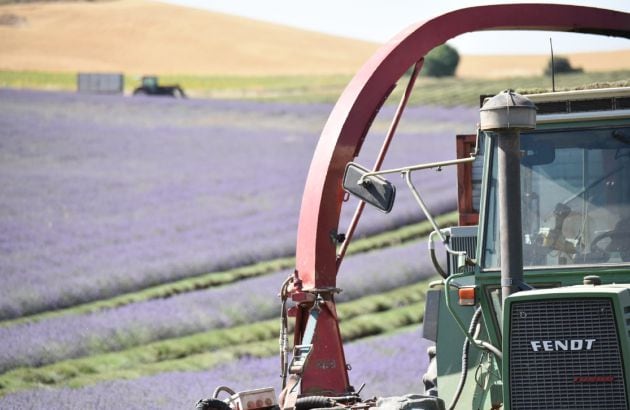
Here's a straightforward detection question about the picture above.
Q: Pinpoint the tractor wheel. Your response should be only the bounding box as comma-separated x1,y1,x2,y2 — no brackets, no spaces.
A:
195,398,231,410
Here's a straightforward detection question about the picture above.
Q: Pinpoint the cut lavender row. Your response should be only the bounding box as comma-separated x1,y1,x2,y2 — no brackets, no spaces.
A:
0,326,433,409
0,240,437,372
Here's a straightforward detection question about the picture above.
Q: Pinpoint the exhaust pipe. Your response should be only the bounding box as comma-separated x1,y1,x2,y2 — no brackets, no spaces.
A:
480,90,536,301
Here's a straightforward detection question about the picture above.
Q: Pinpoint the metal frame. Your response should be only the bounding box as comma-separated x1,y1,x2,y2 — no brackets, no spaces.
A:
351,155,477,260
290,4,630,397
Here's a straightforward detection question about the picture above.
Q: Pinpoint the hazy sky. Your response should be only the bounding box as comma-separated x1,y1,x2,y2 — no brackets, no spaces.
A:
158,0,630,55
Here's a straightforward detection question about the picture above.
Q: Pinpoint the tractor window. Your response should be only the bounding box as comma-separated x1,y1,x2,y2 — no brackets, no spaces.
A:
142,77,158,88
483,125,630,269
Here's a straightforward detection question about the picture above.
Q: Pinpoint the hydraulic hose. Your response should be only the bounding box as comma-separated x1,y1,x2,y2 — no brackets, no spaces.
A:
212,385,236,399
448,306,483,410
279,275,293,389
444,272,502,361
430,247,448,279
295,396,336,410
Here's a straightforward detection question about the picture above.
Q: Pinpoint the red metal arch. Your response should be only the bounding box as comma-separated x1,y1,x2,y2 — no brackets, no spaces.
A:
290,4,630,398
295,4,630,289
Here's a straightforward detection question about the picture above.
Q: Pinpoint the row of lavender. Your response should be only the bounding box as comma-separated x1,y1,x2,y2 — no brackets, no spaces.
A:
0,326,432,409
0,89,477,320
0,240,435,372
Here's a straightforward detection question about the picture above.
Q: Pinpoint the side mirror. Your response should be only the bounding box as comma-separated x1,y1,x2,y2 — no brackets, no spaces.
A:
342,163,396,213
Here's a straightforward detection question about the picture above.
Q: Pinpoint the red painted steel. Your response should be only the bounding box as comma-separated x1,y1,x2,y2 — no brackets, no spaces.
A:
335,61,423,269
292,4,630,396
296,3,630,288
300,301,349,396
456,134,480,226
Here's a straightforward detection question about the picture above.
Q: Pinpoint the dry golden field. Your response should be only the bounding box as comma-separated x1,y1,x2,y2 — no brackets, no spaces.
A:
0,0,378,75
0,0,628,77
457,50,630,78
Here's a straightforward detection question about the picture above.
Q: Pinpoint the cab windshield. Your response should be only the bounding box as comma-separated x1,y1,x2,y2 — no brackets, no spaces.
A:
483,125,630,269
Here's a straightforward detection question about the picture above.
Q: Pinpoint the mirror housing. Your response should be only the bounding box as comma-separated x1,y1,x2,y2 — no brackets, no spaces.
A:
342,163,396,213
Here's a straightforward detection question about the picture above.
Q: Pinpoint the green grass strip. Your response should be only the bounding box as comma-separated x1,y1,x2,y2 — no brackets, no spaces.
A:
141,70,627,105
0,70,352,99
0,257,293,328
2,69,628,105
402,70,630,107
1,212,457,328
71,303,425,389
152,73,352,101
0,279,434,395
344,212,458,255
0,70,77,91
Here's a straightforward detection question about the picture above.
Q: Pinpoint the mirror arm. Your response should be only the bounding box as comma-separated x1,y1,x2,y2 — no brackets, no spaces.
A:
404,169,470,267
337,61,424,270
350,138,479,271
357,155,476,185
358,127,481,185
404,170,447,242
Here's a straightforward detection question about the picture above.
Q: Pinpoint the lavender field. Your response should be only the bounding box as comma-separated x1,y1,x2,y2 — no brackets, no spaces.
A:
0,88,476,407
0,89,475,319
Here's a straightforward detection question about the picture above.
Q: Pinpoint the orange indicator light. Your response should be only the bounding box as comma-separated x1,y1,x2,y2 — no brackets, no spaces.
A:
458,287,476,306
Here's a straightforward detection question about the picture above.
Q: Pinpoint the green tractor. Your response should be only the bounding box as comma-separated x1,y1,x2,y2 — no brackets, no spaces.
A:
417,85,630,410
133,75,186,98
200,4,630,410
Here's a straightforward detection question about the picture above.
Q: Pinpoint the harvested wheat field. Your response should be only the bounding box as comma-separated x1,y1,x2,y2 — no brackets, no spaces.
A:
0,0,378,75
0,0,628,77
457,50,630,78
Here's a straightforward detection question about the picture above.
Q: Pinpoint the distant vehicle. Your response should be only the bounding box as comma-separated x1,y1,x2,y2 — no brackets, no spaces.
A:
133,76,186,98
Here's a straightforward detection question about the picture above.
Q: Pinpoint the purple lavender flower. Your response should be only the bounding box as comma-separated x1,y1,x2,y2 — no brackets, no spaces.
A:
0,89,476,320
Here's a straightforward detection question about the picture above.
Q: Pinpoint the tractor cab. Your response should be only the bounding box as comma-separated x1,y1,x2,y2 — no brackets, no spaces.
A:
140,76,159,91
438,87,630,410
482,88,630,271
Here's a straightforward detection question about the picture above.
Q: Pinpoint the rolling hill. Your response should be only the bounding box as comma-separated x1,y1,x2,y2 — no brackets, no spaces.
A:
0,0,628,77
0,0,378,75
456,50,630,78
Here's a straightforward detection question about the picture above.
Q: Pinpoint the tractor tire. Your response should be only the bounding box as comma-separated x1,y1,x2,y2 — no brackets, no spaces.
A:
196,398,231,410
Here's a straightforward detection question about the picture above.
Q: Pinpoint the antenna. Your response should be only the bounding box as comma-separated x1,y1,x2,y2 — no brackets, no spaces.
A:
549,38,556,92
